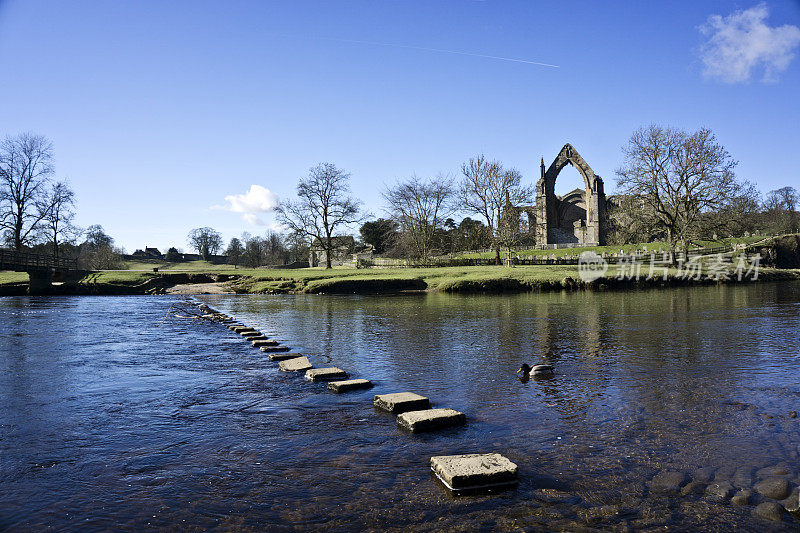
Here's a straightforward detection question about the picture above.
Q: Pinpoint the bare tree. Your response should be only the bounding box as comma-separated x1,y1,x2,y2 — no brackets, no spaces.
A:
38,181,79,261
764,186,799,234
188,227,223,260
276,163,363,269
460,156,534,264
0,133,56,250
616,125,740,262
383,175,453,260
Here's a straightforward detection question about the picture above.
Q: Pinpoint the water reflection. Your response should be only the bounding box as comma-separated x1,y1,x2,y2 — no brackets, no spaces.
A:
1,282,799,530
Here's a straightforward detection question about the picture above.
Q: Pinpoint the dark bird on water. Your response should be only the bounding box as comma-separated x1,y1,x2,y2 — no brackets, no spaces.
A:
517,363,555,378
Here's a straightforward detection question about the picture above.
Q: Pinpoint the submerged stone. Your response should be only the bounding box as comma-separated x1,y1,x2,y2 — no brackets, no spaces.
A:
648,471,689,494
305,367,348,382
373,392,430,414
278,356,312,372
269,352,303,361
732,489,753,506
328,379,373,393
781,487,800,513
705,481,735,502
397,408,466,433
754,501,786,522
755,477,791,500
430,453,518,494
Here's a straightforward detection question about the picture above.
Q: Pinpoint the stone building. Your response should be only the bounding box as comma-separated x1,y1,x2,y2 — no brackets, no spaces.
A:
502,144,608,247
535,144,607,246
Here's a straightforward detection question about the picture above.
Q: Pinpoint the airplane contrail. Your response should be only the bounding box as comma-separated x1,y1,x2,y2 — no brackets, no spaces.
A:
319,36,560,68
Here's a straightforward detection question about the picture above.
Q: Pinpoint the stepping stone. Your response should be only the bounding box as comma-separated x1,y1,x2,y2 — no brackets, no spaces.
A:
278,356,312,372
252,339,278,347
269,352,304,361
227,324,243,330
305,367,348,382
328,379,373,393
374,392,430,414
261,345,291,353
397,408,466,433
247,336,269,342
430,453,518,495
232,326,256,333
240,331,262,338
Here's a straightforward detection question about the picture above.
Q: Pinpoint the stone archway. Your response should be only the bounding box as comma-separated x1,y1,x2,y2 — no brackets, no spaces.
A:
535,144,606,246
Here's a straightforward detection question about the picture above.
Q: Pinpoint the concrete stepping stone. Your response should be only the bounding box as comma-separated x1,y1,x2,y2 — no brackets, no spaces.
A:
278,356,312,372
430,453,518,495
261,345,291,353
397,408,465,433
232,326,256,333
305,367,349,382
328,379,373,393
227,324,244,330
240,330,262,338
374,392,430,414
269,352,304,361
252,339,278,347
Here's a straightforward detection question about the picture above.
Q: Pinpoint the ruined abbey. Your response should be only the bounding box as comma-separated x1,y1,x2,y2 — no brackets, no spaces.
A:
506,143,608,247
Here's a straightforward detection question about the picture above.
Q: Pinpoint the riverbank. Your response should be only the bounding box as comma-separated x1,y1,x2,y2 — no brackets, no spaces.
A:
2,264,799,296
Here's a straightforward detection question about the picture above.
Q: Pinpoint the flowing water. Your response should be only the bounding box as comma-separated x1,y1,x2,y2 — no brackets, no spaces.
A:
1,282,800,531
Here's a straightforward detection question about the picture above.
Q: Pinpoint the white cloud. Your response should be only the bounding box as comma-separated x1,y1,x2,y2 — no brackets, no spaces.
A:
699,2,800,83
214,185,279,225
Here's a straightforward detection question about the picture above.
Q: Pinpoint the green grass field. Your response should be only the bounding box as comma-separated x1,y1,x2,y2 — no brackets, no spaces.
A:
456,236,765,259
1,235,792,294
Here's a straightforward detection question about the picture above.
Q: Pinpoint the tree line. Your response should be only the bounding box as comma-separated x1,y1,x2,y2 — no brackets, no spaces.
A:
4,127,797,272
0,133,125,269
276,124,798,267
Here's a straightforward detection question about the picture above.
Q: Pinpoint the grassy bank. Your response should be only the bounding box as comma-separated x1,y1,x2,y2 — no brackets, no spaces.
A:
2,235,797,295
456,236,765,259
1,264,798,295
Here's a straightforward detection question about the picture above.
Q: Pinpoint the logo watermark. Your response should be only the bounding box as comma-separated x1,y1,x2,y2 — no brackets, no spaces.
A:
578,251,761,283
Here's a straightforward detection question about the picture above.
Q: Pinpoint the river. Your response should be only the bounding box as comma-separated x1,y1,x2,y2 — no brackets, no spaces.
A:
2,282,799,530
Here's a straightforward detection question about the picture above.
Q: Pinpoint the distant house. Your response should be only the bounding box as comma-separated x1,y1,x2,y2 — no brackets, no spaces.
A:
309,236,357,267
131,246,163,260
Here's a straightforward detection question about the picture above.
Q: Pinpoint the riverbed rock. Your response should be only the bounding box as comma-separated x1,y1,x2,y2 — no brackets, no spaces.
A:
754,477,791,500
757,465,790,479
268,352,303,361
680,481,707,496
260,345,291,353
305,367,348,382
754,501,786,522
374,392,430,414
705,481,735,502
648,471,689,493
733,466,755,488
328,379,373,393
278,357,312,372
397,408,465,432
430,453,518,493
780,487,800,513
693,467,716,483
731,489,752,506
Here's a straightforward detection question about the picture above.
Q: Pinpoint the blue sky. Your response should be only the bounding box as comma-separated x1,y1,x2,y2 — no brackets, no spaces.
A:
1,0,799,253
